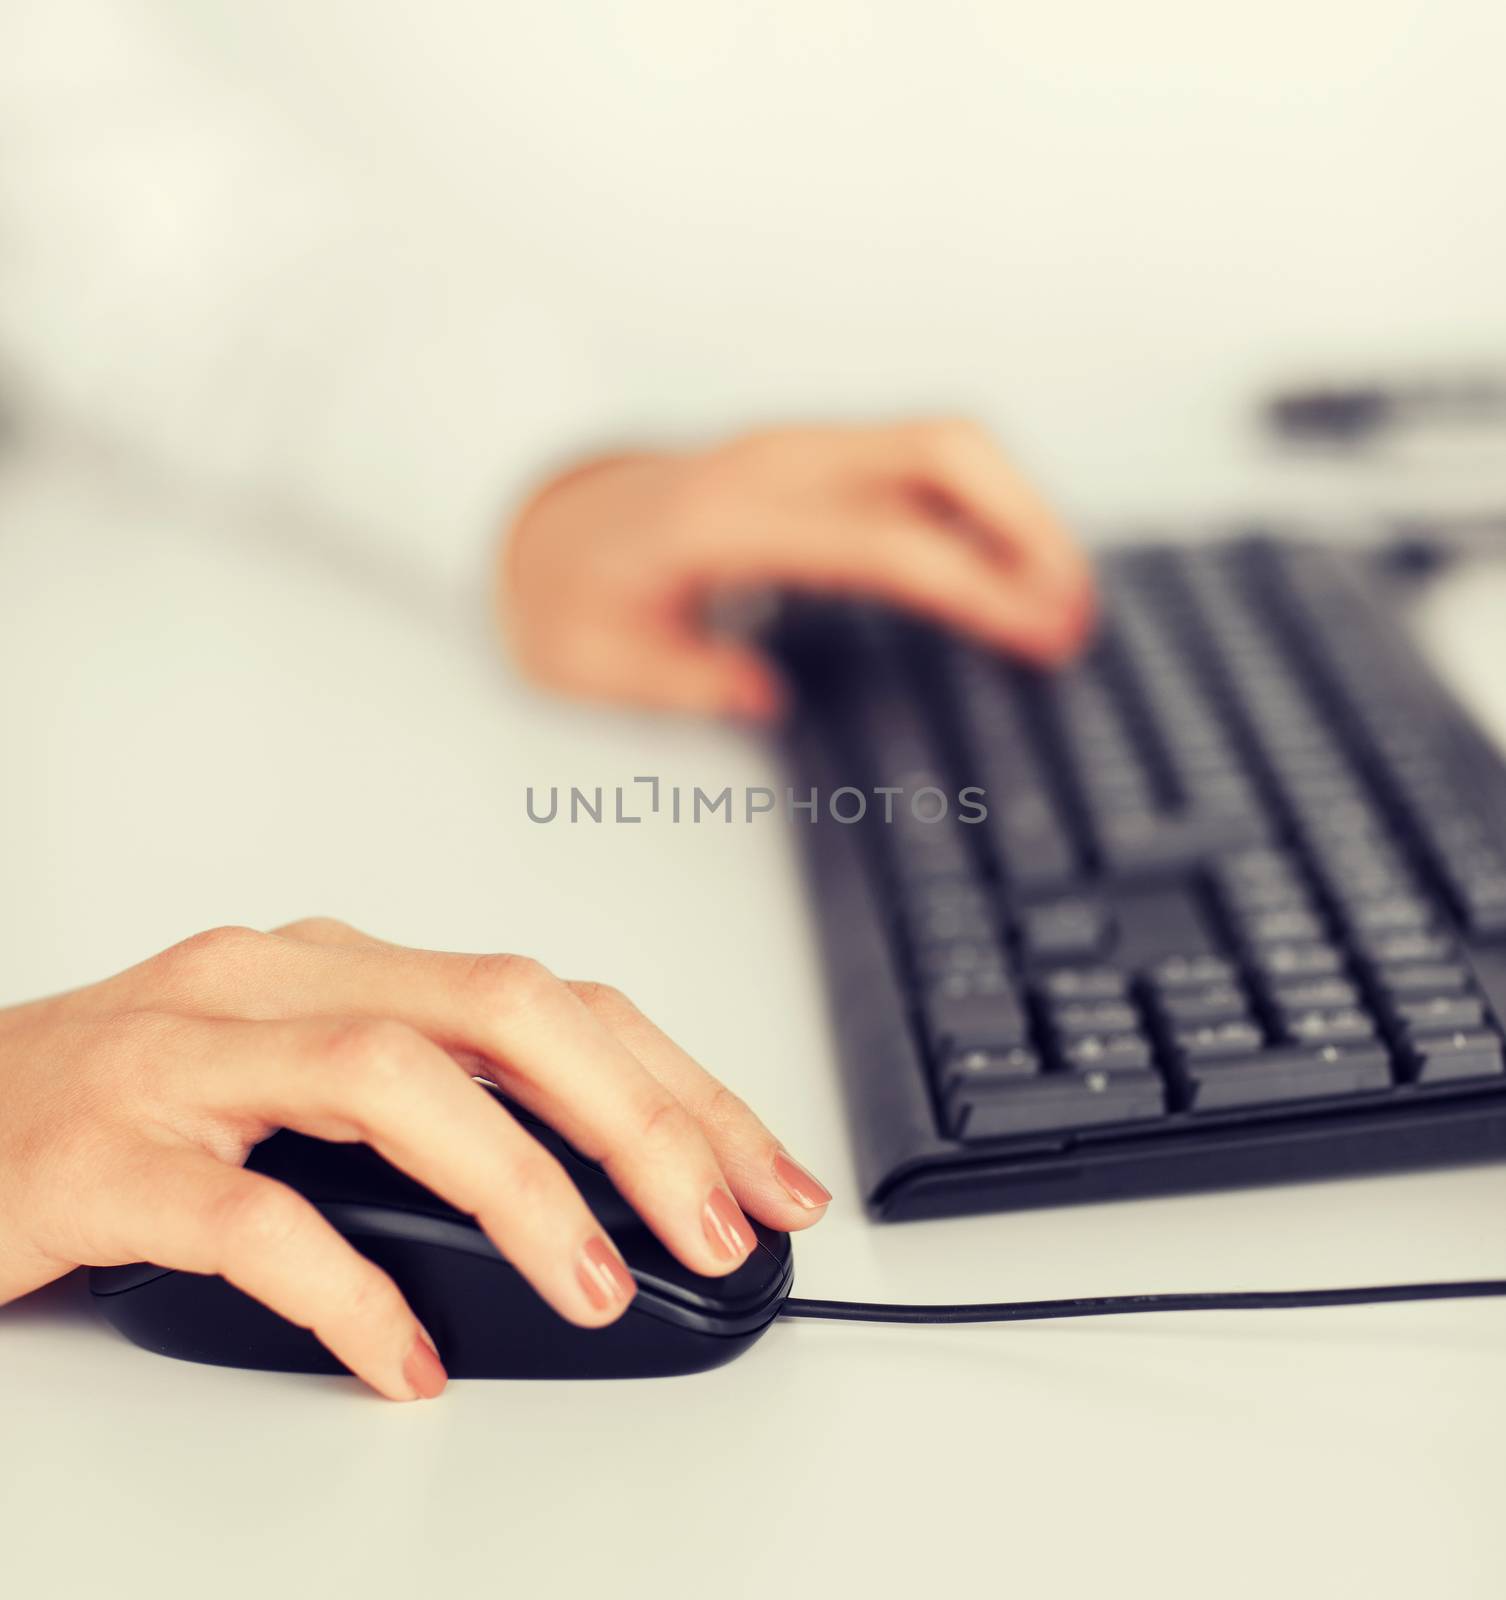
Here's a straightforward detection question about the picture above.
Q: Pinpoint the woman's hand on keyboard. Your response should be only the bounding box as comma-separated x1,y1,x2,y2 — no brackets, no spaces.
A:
498,418,1096,717
0,919,831,1399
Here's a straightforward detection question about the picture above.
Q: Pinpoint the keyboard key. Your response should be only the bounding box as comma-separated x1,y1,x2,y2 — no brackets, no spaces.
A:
1153,983,1249,1025
1374,962,1470,999
904,879,990,909
1148,954,1237,990
1173,1020,1265,1062
1039,967,1128,1002
1215,848,1304,886
1220,878,1314,914
1238,907,1327,946
924,966,1013,1002
1266,976,1360,1011
948,1069,1166,1140
1344,897,1433,935
935,638,1080,892
915,940,1007,979
1182,1042,1393,1110
1389,996,1486,1037
1403,1030,1505,1084
1329,865,1417,902
923,988,1028,1056
1458,874,1506,937
937,1044,1040,1091
1048,999,1141,1038
983,795,1080,892
906,899,995,944
1019,899,1112,962
1253,943,1345,980
1358,929,1455,966
1061,1033,1154,1073
1280,1007,1377,1045
1096,809,1266,874
886,841,975,889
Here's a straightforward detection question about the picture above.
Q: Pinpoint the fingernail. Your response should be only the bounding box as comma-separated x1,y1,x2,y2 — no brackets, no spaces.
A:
403,1328,448,1401
703,1187,757,1263
577,1235,637,1313
772,1150,832,1210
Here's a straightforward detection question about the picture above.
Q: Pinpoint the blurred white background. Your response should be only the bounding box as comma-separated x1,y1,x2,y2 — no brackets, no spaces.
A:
3,0,1505,592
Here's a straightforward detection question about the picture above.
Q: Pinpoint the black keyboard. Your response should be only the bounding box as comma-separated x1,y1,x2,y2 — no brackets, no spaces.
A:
776,537,1506,1218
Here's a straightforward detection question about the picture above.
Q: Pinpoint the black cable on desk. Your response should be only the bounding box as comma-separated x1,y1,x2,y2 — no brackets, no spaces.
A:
779,1280,1506,1325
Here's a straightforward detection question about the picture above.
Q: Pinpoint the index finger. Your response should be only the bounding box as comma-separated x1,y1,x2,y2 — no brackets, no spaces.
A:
877,419,1095,610
187,928,761,1282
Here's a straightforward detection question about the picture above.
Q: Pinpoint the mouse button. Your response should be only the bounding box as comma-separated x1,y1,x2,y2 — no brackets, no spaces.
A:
246,1131,462,1219
615,1215,791,1318
489,1088,793,1273
89,1262,173,1295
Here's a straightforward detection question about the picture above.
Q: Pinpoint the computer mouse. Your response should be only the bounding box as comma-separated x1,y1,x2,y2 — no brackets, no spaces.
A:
90,1089,794,1380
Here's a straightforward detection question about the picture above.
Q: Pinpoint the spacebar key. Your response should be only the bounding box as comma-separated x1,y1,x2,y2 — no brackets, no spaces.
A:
949,1071,1165,1140
1185,1042,1392,1111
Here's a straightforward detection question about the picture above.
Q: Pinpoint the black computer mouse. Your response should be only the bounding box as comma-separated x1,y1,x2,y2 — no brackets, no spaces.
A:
90,1090,794,1380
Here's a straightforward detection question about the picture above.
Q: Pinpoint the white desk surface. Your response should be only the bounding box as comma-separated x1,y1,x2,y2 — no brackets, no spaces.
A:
1,444,1503,1600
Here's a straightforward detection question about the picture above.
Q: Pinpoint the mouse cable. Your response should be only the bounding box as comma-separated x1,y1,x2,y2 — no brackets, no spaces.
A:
779,1279,1506,1326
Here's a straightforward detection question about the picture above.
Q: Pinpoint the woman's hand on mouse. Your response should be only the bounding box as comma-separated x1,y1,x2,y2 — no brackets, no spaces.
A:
497,418,1096,717
0,919,831,1401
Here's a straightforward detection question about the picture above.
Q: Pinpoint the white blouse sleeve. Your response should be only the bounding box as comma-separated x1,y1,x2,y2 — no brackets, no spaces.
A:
0,4,616,603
